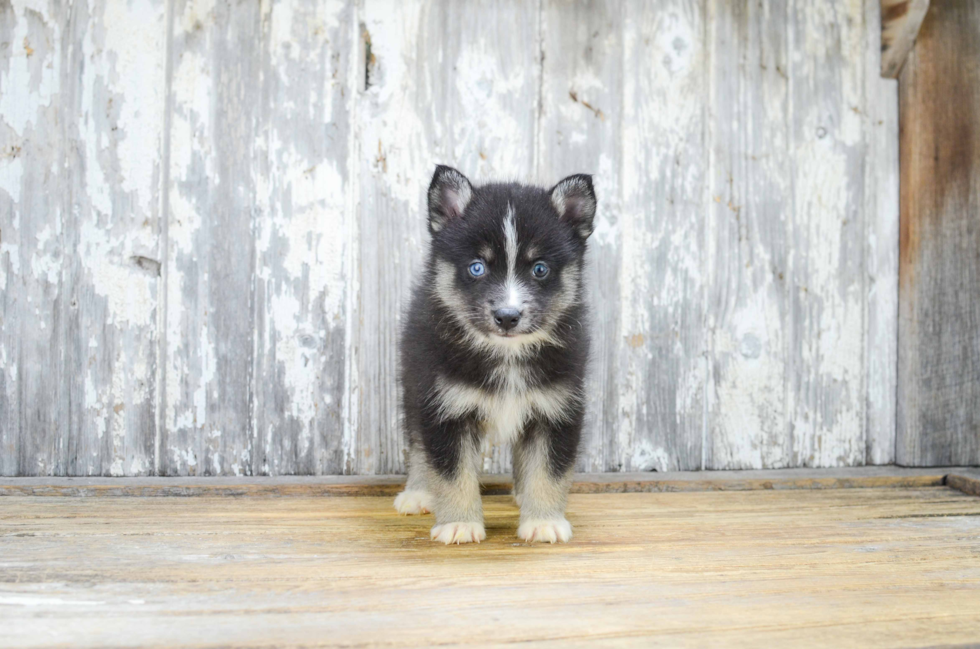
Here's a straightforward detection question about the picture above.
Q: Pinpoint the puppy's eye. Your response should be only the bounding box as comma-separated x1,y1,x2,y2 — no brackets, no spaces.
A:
532,262,549,279
468,261,487,277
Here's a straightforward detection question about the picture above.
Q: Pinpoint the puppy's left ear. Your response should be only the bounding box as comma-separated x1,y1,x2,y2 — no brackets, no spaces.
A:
550,174,596,240
428,165,473,234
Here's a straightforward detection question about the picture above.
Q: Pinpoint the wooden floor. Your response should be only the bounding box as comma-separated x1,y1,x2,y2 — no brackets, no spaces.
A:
3,485,980,648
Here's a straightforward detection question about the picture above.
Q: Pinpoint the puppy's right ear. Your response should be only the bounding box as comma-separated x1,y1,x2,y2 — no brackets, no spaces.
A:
427,165,473,233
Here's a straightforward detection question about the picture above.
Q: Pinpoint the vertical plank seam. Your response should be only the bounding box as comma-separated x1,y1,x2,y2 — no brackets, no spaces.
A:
246,4,261,476
868,0,876,466
862,0,875,465
861,0,870,465
341,0,363,476
606,3,624,474
155,0,176,476
785,0,797,464
615,4,627,473
700,0,714,471
533,0,544,182
618,2,633,473
895,40,908,465
62,0,78,477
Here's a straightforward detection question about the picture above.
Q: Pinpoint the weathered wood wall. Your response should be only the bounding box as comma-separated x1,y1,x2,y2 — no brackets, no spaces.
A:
897,0,980,466
1,0,900,476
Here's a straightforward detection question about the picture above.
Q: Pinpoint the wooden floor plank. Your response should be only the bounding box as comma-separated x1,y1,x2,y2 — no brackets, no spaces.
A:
0,466,970,498
947,471,980,498
2,487,980,648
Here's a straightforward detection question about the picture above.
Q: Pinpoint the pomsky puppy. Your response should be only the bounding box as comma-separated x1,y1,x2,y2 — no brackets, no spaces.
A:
394,165,595,545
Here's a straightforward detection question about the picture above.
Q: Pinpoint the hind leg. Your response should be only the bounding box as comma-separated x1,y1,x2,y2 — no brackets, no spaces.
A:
394,438,434,515
513,424,575,543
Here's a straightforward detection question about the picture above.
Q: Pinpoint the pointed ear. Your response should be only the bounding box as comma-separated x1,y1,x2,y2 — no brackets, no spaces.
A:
550,174,596,240
427,165,474,233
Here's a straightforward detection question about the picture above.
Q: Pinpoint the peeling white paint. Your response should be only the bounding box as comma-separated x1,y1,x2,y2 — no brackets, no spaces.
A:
31,225,60,285
453,42,532,179
171,446,198,470
79,222,155,327
712,291,788,468
1,0,897,477
0,155,24,206
275,155,347,322
269,291,316,453
180,0,217,34
0,6,58,137
588,154,619,248
194,323,215,427
631,440,670,473
85,375,107,441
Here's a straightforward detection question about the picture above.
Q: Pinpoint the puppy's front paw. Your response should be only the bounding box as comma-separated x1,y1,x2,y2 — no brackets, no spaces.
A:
430,521,486,545
517,518,572,544
394,490,433,515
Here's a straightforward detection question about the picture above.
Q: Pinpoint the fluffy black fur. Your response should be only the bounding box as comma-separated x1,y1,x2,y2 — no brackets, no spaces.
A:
400,166,594,483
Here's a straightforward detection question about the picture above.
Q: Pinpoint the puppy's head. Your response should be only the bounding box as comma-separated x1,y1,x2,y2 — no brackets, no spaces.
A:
426,165,595,352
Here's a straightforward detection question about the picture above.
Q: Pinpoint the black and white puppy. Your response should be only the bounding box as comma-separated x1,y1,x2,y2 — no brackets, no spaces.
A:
394,165,595,544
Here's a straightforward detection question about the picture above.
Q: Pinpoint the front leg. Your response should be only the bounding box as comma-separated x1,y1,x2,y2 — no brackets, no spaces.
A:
394,437,434,515
423,418,486,545
513,422,577,544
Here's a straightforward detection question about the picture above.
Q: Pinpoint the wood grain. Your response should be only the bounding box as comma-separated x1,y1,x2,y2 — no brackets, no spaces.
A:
538,0,625,473
897,0,980,466
705,0,892,468
0,0,167,476
161,0,355,476
705,0,793,469
864,0,901,466
0,0,71,476
947,471,980,498
353,0,541,475
0,466,964,498
1,0,914,476
2,488,980,648
787,0,868,467
615,0,707,471
248,0,355,476
161,0,263,475
880,0,930,78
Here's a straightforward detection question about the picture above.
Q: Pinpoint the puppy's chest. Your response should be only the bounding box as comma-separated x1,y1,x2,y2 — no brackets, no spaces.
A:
482,382,532,445
436,366,573,444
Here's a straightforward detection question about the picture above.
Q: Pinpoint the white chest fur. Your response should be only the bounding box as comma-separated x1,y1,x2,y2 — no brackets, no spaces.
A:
433,368,577,444
484,388,531,445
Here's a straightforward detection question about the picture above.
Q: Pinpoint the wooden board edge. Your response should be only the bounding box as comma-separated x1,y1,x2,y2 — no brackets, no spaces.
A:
567,475,947,494
946,473,980,498
0,468,967,498
881,0,930,78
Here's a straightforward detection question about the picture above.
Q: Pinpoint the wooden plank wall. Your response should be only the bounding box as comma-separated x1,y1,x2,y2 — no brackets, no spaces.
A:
897,0,980,466
0,0,168,476
0,0,899,476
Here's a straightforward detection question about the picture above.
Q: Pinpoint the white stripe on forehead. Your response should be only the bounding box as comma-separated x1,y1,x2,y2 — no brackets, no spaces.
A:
503,204,523,309
503,204,518,275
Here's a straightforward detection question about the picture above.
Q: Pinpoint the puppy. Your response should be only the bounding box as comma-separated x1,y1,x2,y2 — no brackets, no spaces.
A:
394,165,595,544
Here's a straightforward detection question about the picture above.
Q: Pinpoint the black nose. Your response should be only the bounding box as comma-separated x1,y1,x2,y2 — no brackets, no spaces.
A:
493,307,522,331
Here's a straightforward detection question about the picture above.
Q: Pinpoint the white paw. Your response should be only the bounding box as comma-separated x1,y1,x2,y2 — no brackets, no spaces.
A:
430,521,486,545
517,518,572,544
394,490,433,515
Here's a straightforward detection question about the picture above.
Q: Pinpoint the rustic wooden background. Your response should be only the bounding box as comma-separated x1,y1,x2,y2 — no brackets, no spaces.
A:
897,0,980,467
1,0,904,476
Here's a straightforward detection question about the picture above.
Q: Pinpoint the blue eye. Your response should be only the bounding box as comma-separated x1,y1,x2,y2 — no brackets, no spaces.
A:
532,262,549,278
468,261,486,277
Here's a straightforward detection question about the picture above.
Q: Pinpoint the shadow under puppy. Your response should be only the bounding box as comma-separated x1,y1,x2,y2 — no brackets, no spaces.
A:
395,165,595,544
